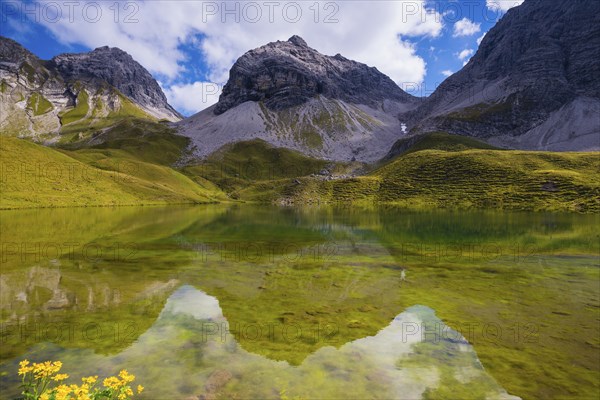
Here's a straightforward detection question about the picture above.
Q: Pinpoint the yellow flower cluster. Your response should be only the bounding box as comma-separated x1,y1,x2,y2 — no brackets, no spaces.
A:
19,360,65,380
82,376,98,385
18,360,143,400
33,360,63,379
18,360,33,375
103,369,137,391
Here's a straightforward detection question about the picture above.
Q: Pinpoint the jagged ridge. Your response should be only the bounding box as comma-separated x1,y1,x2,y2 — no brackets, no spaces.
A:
214,35,415,115
405,0,600,151
0,36,181,140
180,36,417,162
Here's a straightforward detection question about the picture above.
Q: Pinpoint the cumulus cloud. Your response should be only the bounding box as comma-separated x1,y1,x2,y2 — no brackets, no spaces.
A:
457,49,475,61
162,81,222,115
453,18,481,37
486,0,525,12
32,0,444,96
477,32,488,46
441,70,454,77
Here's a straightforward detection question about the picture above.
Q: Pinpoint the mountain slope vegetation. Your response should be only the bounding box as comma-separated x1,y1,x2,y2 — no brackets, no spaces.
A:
0,123,225,209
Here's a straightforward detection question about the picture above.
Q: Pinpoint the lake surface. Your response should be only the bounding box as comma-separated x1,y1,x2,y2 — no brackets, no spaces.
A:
0,206,598,399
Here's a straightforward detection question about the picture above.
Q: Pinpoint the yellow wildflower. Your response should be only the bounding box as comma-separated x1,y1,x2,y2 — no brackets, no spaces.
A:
53,373,69,381
137,385,144,394
103,376,122,389
118,394,127,400
82,375,98,385
40,393,50,400
55,384,73,400
118,369,135,383
18,360,33,375
76,391,89,400
125,387,134,396
32,360,62,378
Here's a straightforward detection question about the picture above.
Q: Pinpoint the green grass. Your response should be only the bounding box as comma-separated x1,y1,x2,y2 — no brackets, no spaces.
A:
19,62,37,84
385,132,499,159
58,89,157,140
446,95,537,123
184,139,329,194
238,149,600,212
59,89,90,125
63,118,187,166
0,136,226,209
2,116,598,213
26,92,53,116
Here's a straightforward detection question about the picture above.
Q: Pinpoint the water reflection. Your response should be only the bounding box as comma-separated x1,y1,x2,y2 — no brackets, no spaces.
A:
3,286,520,399
0,205,598,399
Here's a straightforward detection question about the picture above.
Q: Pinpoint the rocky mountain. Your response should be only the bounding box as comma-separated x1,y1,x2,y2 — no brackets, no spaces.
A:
179,36,418,162
0,36,181,140
404,0,600,151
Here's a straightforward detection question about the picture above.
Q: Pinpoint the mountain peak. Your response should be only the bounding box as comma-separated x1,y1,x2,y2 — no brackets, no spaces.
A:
0,35,38,66
287,35,308,47
51,46,181,120
91,45,129,56
214,36,414,115
405,0,599,152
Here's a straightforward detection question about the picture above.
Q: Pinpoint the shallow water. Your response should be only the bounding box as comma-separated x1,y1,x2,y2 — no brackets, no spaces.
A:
0,205,598,399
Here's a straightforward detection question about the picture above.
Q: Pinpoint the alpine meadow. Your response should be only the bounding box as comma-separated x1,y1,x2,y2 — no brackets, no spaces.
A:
1,1,599,399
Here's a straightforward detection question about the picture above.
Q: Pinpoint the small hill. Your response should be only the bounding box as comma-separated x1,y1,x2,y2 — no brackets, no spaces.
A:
240,149,600,212
383,132,499,160
0,135,224,209
183,139,330,196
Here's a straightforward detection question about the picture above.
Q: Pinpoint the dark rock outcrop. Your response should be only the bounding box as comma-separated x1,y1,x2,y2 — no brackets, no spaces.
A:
214,35,415,115
180,36,418,162
0,35,181,138
405,0,600,151
50,46,181,119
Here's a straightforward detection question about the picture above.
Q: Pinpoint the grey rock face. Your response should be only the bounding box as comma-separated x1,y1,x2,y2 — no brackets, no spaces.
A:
405,0,600,151
0,36,39,71
180,36,418,162
214,35,415,115
0,36,181,139
50,46,181,120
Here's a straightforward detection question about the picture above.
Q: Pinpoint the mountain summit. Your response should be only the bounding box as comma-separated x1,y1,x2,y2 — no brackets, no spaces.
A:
405,0,600,151
180,36,417,161
0,36,181,139
50,46,180,120
214,35,414,115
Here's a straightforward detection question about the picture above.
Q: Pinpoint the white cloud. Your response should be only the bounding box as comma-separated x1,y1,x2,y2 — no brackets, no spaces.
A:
162,82,222,115
486,0,524,12
477,32,487,46
457,49,475,61
32,0,444,93
453,18,481,37
441,70,454,77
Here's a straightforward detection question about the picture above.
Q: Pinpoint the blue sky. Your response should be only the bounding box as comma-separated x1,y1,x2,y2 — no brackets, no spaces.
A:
0,0,524,115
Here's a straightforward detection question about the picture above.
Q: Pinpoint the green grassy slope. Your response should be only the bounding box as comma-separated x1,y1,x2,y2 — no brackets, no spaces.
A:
183,139,330,197
383,132,499,160
2,119,598,212
0,134,225,209
238,149,600,212
64,119,190,165
57,89,157,141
